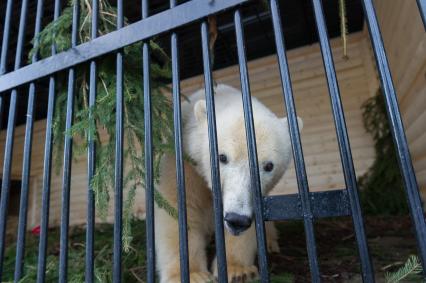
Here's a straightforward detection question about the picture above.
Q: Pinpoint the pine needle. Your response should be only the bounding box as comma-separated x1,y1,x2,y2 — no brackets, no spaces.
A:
30,0,177,249
385,255,423,283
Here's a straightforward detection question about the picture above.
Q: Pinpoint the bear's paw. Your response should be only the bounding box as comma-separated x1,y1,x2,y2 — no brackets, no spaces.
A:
226,264,259,283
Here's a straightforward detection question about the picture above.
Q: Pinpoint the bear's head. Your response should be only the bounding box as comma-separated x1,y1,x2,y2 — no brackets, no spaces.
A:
186,85,302,236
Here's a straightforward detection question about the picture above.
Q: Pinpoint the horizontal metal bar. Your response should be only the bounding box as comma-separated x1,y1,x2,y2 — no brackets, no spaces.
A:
263,190,351,221
0,0,249,93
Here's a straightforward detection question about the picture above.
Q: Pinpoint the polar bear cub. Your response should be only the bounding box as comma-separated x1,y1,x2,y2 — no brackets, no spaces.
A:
155,84,301,283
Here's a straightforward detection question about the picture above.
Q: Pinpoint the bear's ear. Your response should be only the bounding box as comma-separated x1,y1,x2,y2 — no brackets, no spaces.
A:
194,100,207,123
281,116,303,131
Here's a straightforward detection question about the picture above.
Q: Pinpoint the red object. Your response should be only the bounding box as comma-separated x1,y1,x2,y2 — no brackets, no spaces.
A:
31,225,40,236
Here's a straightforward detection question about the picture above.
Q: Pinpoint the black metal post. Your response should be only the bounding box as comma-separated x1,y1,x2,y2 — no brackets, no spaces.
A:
113,0,124,282
0,0,13,75
417,0,426,29
362,0,426,278
58,1,79,282
201,20,228,283
0,0,30,280
170,1,190,282
142,1,156,282
311,0,374,281
86,0,98,282
234,9,270,283
269,0,321,281
37,0,62,281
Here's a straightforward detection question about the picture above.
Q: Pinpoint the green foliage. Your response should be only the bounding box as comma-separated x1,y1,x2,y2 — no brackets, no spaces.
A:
359,90,408,215
2,221,147,282
385,255,423,283
31,0,178,250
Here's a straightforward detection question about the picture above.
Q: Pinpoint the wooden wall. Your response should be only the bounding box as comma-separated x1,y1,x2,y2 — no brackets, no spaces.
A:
0,32,377,228
374,0,426,199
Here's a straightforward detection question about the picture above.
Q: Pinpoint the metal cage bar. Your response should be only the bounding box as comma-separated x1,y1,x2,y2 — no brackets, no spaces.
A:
234,9,270,282
14,0,35,279
16,0,62,278
362,0,426,277
0,0,249,93
269,0,321,281
170,1,191,282
264,190,351,221
201,20,228,283
142,1,156,283
0,0,424,282
37,0,62,281
0,0,31,280
417,0,426,29
113,0,124,282
58,2,80,281
85,1,98,282
0,97,3,131
0,0,13,75
311,0,375,281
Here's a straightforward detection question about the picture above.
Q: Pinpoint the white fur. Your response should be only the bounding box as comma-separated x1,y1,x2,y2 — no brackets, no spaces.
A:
155,84,300,283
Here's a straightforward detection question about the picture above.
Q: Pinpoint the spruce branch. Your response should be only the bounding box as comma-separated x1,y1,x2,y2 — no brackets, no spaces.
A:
31,0,177,249
385,255,423,283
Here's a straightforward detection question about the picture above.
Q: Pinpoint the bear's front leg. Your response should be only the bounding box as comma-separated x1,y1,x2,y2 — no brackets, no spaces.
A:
155,208,215,283
212,224,259,283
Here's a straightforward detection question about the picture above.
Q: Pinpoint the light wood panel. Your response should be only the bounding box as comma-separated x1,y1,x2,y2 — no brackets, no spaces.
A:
374,0,426,200
0,32,378,227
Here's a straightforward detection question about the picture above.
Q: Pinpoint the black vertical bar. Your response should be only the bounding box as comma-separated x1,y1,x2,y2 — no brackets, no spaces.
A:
170,0,190,281
362,0,426,277
201,21,228,283
0,97,3,130
13,1,35,277
311,0,375,281
58,1,79,282
0,91,17,282
86,0,98,282
269,1,321,281
142,1,155,283
113,0,124,281
234,10,269,283
0,0,13,75
37,0,61,282
0,0,30,280
417,0,426,30
16,0,58,279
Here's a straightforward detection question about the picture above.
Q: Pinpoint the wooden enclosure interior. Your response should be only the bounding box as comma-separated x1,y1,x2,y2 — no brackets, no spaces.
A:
0,0,424,229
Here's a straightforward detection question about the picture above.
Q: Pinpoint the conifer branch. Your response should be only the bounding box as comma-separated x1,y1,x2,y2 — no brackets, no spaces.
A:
30,0,177,249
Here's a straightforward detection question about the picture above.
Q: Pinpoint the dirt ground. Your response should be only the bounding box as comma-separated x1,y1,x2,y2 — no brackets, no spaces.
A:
3,215,423,282
269,216,421,282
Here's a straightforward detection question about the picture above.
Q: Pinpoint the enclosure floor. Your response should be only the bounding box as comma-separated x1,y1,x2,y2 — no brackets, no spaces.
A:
3,216,421,282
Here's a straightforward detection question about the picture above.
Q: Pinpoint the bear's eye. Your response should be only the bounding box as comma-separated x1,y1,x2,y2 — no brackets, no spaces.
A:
219,154,228,164
263,162,274,172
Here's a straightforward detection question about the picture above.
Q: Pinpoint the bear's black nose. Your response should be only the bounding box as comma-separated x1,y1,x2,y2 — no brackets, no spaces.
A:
224,213,252,235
